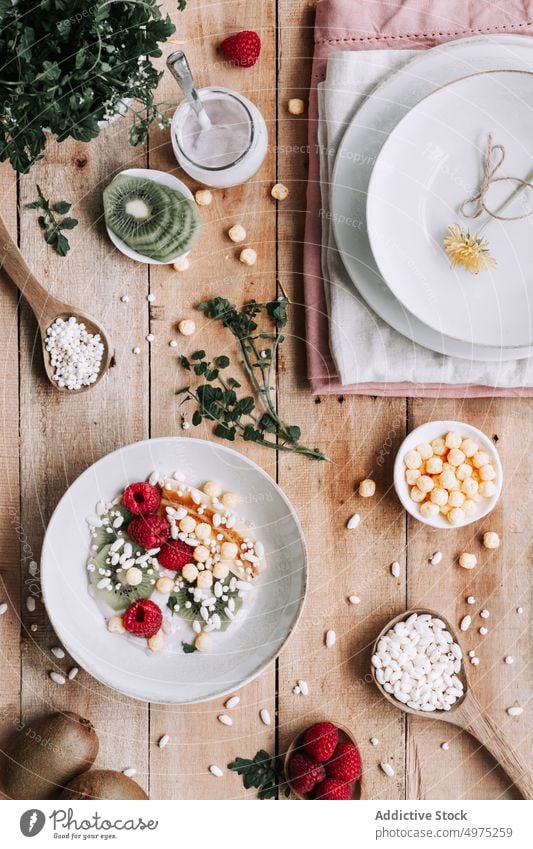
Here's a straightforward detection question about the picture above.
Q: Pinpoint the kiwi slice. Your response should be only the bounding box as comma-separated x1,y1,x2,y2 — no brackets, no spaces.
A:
89,544,155,611
167,585,242,631
90,504,133,552
104,175,202,260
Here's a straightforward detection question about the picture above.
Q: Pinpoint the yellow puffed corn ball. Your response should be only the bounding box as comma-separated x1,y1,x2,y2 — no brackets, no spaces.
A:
410,486,426,503
461,438,479,458
456,463,473,481
461,477,479,498
445,431,462,450
417,442,434,460
431,437,447,456
459,552,477,569
448,507,466,526
463,499,477,516
405,469,421,486
448,490,465,508
442,462,455,474
426,456,443,475
479,464,496,481
439,470,459,491
483,531,500,549
417,475,435,494
404,450,423,469
358,479,376,498
447,448,466,467
431,487,449,507
420,502,440,519
479,480,497,498
472,450,490,469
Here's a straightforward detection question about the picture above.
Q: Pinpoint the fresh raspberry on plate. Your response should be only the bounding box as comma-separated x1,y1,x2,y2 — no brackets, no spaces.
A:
123,482,161,515
303,722,339,762
157,539,195,571
326,741,362,783
123,599,162,638
128,515,169,549
219,30,261,68
314,778,351,800
288,753,325,796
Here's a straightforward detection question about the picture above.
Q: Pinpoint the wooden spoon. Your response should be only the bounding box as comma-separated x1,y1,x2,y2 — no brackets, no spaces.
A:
0,212,112,392
371,609,533,799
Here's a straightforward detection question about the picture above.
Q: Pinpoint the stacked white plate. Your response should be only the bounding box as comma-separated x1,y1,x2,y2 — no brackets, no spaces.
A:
331,35,533,361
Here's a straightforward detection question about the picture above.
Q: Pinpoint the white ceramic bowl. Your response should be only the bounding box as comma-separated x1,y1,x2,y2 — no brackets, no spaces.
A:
105,167,195,265
41,437,307,703
394,421,503,529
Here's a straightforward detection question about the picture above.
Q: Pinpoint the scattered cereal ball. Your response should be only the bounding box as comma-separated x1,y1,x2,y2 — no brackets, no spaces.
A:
456,463,473,481
439,470,459,491
431,487,449,507
448,507,466,526
182,563,199,583
445,431,462,450
195,522,212,541
193,545,210,563
417,443,433,460
461,438,479,458
417,475,435,494
148,632,165,651
213,561,231,580
448,490,465,508
220,541,239,560
483,531,500,550
358,479,376,498
221,491,239,508
426,456,443,475
179,516,197,534
125,566,143,587
405,469,421,486
410,486,426,503
404,450,423,470
288,98,305,115
195,632,213,652
472,450,490,469
178,319,196,336
463,499,477,516
197,570,213,589
479,480,497,498
479,464,496,481
156,576,174,594
203,480,222,498
195,189,213,206
228,224,247,243
271,182,289,200
172,256,190,272
239,247,257,266
431,437,447,456
107,615,125,634
461,477,479,498
459,552,477,570
420,502,440,519
447,448,466,467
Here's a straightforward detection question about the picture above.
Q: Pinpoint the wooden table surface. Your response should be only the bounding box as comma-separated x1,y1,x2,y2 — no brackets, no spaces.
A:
0,0,531,801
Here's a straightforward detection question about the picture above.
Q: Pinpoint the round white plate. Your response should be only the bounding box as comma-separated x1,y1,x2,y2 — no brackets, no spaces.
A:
367,70,533,348
41,438,307,704
331,34,533,361
105,168,194,265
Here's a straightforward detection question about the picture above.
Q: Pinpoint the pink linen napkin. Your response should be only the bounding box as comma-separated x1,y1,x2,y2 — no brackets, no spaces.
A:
304,0,533,396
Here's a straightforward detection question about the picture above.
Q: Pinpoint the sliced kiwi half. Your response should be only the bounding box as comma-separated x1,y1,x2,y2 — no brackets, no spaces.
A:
89,544,155,611
167,585,242,631
104,174,202,261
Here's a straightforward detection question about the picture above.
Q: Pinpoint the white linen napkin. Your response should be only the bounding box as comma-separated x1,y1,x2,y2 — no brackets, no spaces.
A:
318,49,533,387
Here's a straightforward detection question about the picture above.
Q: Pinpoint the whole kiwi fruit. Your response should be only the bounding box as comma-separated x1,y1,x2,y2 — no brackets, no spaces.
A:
60,769,149,800
1,711,99,799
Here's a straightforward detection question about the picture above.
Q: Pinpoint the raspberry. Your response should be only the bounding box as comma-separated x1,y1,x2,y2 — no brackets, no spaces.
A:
123,599,162,638
326,742,362,783
128,515,169,549
314,778,351,800
303,722,339,762
123,482,161,515
219,31,261,68
288,753,325,796
157,539,195,571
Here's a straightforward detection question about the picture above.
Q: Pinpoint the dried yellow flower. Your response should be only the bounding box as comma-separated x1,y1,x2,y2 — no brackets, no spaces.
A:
443,224,497,274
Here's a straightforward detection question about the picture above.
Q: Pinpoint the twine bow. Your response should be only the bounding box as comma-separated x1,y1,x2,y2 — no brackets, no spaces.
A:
460,132,533,221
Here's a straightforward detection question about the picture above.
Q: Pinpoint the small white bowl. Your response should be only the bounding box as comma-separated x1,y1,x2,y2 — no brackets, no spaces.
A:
394,420,503,529
105,167,194,265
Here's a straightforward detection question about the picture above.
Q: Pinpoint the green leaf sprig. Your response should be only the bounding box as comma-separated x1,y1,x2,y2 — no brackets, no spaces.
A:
25,185,78,256
228,750,289,800
177,297,328,461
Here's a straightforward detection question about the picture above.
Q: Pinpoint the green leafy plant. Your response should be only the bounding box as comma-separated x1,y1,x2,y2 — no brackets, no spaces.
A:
0,0,186,172
177,297,328,461
25,185,78,256
228,750,289,800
